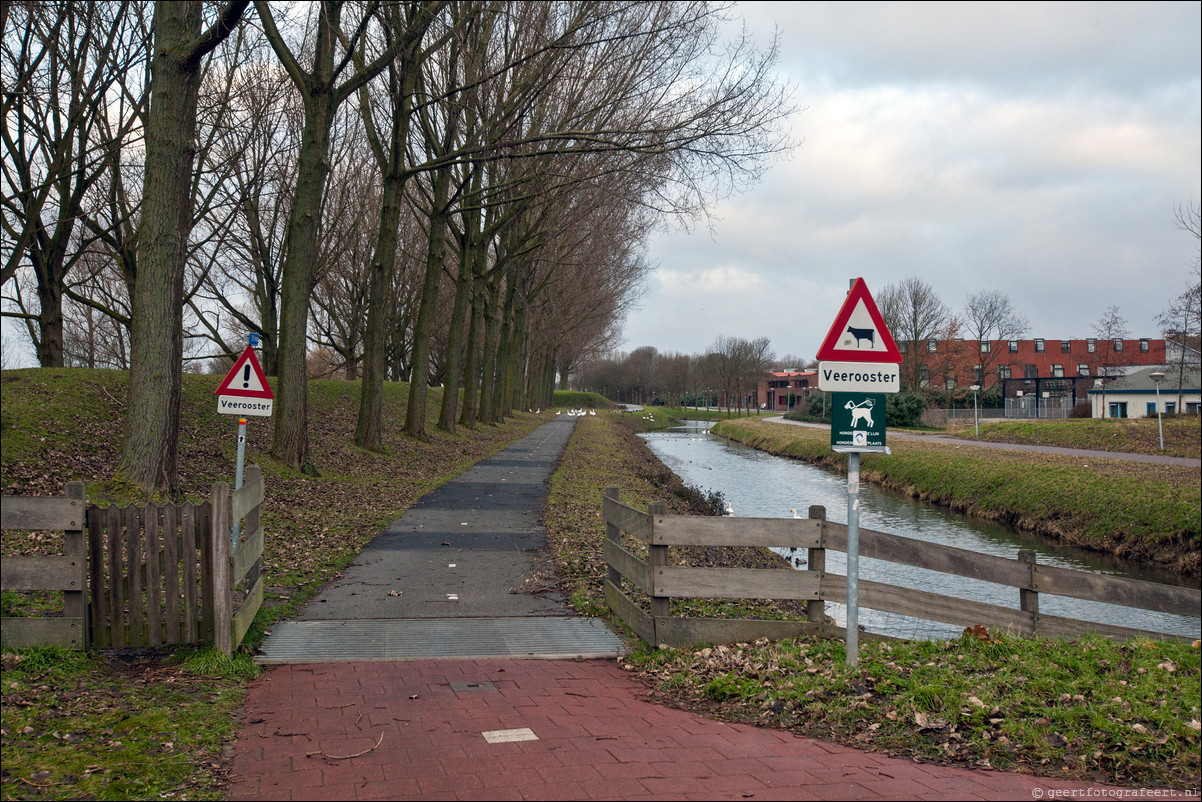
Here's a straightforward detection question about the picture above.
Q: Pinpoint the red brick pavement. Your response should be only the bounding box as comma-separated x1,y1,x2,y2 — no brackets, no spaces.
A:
224,657,1139,801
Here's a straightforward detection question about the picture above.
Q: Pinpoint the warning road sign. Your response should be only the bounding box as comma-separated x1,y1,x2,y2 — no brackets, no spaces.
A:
815,278,902,364
215,346,274,416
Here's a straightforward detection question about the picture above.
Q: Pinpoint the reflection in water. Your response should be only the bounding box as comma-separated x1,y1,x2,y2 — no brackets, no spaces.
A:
640,420,1200,641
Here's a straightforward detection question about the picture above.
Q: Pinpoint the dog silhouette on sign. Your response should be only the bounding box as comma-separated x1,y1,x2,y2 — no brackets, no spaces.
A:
846,326,875,348
845,398,875,428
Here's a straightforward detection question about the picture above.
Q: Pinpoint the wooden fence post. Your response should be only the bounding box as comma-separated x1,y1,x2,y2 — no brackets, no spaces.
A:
648,500,670,644
63,482,87,646
1018,549,1039,635
211,482,232,657
604,486,621,590
807,505,827,629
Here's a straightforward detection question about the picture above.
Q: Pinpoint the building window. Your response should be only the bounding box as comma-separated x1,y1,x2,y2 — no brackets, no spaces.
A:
898,341,908,354
1077,364,1090,376
998,365,1011,380
1009,340,1019,352
1087,338,1097,353
1166,402,1176,414
1187,402,1199,415
1113,339,1123,352
1035,338,1045,353
1109,401,1127,418
1061,340,1071,353
927,339,938,353
918,366,930,387
1051,364,1064,378
974,365,983,383
1024,364,1038,379
1147,402,1157,417
945,375,956,390
980,340,990,353
1139,338,1149,352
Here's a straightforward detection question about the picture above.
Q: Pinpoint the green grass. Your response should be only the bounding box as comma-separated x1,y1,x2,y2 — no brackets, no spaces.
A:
953,416,1201,460
0,647,250,800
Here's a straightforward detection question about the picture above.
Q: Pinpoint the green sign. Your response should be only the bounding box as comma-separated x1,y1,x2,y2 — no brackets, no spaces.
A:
831,392,887,451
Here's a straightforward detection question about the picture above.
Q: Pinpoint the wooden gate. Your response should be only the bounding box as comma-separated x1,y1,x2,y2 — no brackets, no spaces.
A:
2,468,264,657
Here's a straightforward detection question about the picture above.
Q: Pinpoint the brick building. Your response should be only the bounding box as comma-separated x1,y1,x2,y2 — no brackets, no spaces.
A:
896,337,1168,402
758,369,818,411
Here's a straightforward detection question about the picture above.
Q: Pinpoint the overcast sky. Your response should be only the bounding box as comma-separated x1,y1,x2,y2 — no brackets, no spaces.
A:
620,1,1202,363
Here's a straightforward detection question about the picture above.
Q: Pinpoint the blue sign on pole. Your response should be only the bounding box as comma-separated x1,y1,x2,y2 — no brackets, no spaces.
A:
248,332,261,347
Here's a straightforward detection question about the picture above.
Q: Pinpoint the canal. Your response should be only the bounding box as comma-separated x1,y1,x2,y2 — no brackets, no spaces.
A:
639,419,1201,641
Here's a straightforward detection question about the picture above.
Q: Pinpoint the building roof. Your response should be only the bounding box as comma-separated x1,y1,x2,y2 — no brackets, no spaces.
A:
1086,365,1201,394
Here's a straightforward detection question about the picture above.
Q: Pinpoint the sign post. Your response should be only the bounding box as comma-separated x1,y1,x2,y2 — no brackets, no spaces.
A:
214,338,272,547
816,279,902,665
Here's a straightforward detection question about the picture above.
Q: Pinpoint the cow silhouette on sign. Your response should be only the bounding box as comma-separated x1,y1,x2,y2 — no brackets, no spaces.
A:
846,326,875,349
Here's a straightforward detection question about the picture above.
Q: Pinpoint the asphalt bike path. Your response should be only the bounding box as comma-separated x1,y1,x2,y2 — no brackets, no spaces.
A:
226,415,1129,800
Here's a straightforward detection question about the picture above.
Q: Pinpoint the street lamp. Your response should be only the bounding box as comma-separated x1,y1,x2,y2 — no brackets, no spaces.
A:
1149,371,1165,451
970,384,981,438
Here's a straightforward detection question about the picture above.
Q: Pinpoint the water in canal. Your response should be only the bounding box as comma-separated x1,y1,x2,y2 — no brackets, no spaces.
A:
640,420,1200,641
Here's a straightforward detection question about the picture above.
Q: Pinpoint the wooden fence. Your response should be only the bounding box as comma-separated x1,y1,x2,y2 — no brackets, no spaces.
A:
0,482,87,649
2,468,264,656
602,486,1201,649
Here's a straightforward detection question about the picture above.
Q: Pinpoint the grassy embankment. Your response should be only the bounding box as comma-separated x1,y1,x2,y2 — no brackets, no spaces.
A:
1,367,558,800
947,416,1201,461
709,417,1201,574
545,411,1201,790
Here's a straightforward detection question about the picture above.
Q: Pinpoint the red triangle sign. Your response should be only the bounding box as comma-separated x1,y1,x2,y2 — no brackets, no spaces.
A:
815,278,902,364
214,346,274,399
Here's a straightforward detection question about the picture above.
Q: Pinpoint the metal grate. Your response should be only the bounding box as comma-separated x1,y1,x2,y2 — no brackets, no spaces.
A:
256,616,626,664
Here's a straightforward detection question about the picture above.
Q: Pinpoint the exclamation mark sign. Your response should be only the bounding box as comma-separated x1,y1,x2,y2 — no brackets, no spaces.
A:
243,364,251,389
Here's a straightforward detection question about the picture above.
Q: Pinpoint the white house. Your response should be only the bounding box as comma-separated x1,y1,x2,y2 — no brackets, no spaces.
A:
1088,365,1201,419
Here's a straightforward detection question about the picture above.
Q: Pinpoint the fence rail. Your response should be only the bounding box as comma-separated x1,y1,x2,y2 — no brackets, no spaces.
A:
3,469,265,656
0,483,87,649
602,486,1199,649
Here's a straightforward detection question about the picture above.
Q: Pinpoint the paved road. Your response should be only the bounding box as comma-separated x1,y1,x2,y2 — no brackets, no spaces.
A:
226,415,1133,801
765,416,1202,467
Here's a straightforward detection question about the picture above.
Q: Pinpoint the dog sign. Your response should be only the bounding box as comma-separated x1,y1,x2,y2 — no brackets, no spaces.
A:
831,392,887,451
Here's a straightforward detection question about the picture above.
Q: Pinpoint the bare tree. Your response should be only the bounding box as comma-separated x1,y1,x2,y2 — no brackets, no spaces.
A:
1092,304,1129,417
962,289,1029,388
1157,201,1202,408
878,276,949,391
2,1,148,365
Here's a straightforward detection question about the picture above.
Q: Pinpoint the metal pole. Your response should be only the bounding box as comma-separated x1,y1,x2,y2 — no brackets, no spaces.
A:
846,451,861,666
1155,382,1163,451
974,390,979,437
232,417,247,548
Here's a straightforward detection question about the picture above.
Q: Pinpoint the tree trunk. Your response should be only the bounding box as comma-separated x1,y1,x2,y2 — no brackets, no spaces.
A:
355,170,406,451
117,2,206,495
403,167,452,439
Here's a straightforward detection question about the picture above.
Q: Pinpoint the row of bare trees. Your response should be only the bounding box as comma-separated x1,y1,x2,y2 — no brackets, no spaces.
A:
2,1,794,494
574,335,778,412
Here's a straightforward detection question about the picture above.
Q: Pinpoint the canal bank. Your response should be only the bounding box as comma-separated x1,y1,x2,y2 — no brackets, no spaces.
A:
708,416,1201,576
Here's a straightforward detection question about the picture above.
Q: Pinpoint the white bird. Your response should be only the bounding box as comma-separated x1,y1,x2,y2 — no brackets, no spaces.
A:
589,409,596,416
724,502,734,516
790,509,801,518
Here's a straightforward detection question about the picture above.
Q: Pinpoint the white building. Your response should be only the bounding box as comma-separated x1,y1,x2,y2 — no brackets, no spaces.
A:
1087,365,1201,419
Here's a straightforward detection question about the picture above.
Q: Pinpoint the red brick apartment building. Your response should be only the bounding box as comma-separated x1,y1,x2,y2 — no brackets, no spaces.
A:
898,337,1167,400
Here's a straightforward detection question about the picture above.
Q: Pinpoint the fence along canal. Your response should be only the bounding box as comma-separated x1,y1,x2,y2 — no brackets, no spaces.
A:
638,420,1200,642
